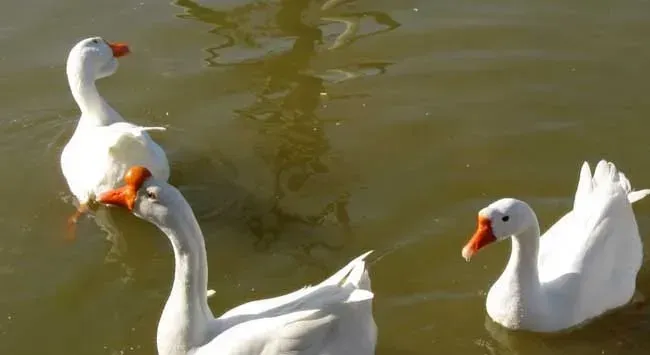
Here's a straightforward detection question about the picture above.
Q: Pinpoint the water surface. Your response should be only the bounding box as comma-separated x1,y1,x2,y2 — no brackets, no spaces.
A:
1,0,650,354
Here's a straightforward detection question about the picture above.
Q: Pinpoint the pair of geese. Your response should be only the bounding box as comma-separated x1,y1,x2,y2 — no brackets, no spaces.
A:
60,37,649,354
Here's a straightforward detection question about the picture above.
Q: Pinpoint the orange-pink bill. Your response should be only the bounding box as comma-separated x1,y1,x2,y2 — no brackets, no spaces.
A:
65,166,151,241
97,166,152,210
108,42,130,58
461,215,496,261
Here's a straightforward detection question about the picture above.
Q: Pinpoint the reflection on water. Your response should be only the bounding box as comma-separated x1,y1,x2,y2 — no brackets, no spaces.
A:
320,7,400,50
4,0,650,354
172,0,399,254
173,0,400,72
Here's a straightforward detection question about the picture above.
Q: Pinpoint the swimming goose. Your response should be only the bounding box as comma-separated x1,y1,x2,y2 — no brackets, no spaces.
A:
98,166,377,355
462,160,648,332
60,37,169,236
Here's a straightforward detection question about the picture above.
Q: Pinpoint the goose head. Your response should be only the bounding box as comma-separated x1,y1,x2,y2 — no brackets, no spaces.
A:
461,198,536,261
97,166,185,229
66,37,130,81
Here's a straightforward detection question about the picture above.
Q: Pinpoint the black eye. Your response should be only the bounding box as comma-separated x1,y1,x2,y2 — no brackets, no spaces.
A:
146,190,157,199
92,39,99,44
502,215,510,222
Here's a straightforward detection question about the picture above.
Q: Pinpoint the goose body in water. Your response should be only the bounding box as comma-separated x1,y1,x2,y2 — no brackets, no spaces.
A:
462,160,648,332
98,166,377,355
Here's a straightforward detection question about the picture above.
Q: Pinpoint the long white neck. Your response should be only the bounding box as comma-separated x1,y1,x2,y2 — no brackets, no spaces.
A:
488,216,548,327
67,58,122,127
502,223,542,296
156,201,214,355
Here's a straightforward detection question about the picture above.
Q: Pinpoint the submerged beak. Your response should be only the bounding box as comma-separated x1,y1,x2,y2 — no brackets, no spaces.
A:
461,215,496,262
97,166,152,211
108,42,130,58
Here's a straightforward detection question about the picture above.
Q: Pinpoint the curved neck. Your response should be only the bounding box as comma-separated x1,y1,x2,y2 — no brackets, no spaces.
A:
67,62,121,127
504,223,541,290
156,202,214,354
493,217,545,315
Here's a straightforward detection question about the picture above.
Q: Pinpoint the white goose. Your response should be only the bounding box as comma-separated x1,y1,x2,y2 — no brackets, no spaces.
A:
60,37,169,232
462,160,649,332
97,166,377,355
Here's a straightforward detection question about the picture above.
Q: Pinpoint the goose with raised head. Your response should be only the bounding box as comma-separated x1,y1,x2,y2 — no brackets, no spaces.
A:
97,166,377,355
462,160,649,332
60,37,169,235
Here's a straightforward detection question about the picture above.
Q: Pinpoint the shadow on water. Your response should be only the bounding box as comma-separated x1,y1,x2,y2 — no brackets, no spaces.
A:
167,0,400,259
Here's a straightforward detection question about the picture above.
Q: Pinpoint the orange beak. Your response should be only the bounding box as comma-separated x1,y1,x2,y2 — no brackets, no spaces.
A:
98,185,138,210
461,215,496,261
97,166,151,210
108,42,130,58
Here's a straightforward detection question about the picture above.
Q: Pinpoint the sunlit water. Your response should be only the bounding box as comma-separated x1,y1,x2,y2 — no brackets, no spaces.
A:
1,0,650,354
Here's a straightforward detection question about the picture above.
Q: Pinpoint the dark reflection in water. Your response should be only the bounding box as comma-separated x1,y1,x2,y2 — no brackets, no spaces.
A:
320,9,400,50
228,3,346,253
171,0,399,254
173,0,401,66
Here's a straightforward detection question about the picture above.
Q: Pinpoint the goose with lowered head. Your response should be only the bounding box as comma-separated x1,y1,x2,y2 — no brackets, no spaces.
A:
97,166,377,355
60,37,169,235
462,160,649,332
